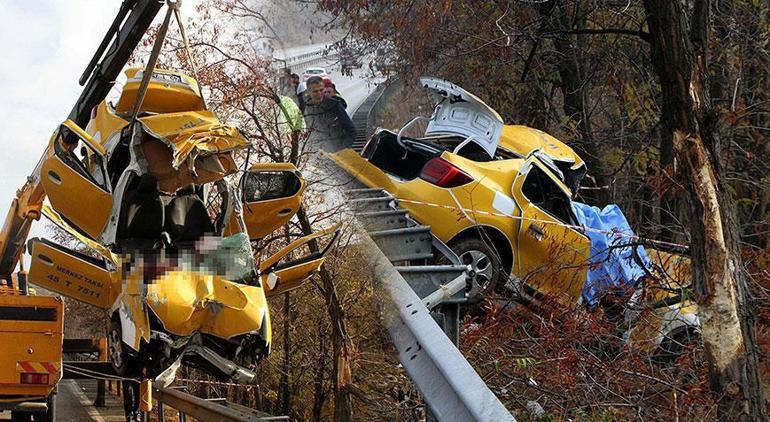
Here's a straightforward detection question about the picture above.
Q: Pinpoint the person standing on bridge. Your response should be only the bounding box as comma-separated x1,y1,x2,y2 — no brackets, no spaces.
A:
303,76,356,152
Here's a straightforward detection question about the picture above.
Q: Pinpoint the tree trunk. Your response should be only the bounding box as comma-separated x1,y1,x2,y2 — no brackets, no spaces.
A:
296,206,355,421
312,318,328,421
539,1,609,205
643,1,766,420
278,292,292,416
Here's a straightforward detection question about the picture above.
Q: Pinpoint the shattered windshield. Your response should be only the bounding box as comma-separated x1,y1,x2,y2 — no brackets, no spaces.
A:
195,233,257,283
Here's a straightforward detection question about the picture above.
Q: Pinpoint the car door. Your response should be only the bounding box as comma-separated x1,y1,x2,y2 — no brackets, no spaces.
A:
40,120,113,240
27,206,119,308
239,163,306,239
511,159,590,307
259,225,339,298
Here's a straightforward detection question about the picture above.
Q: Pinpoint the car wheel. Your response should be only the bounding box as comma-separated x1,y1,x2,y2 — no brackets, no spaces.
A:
449,237,503,302
109,319,140,377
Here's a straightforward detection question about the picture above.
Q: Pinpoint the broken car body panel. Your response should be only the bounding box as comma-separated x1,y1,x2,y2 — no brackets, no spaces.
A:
41,121,114,240
259,224,340,298
24,67,335,383
138,110,250,170
420,77,504,158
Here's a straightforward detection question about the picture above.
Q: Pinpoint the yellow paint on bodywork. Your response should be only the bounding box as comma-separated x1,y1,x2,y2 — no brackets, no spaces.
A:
139,110,250,170
241,162,307,240
40,123,113,239
116,68,204,115
85,101,129,142
499,125,584,168
146,271,270,343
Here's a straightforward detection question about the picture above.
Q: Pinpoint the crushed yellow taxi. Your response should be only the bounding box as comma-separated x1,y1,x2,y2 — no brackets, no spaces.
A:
25,68,336,383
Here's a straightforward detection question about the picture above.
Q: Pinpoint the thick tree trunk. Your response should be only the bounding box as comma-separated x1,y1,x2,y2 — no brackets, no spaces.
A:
296,206,355,422
643,1,766,420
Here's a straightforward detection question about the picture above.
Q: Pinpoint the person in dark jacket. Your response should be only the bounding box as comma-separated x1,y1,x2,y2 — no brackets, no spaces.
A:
323,79,348,109
303,76,356,151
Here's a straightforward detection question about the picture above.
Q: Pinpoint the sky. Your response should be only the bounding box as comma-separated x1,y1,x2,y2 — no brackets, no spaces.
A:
0,1,198,258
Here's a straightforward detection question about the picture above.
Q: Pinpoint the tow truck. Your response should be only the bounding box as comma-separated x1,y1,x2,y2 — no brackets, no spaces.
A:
1,1,336,419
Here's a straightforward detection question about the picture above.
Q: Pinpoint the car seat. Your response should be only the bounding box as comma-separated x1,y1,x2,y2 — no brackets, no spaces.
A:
117,174,165,252
165,185,215,246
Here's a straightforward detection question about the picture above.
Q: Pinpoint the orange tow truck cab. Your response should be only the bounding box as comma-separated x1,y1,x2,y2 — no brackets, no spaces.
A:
0,274,63,420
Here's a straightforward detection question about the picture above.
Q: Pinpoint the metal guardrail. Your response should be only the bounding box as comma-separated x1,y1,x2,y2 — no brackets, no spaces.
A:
154,386,287,422
275,46,340,71
323,81,516,421
341,187,515,422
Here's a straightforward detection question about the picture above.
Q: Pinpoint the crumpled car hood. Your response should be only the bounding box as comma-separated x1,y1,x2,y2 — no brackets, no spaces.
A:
139,110,251,170
145,270,271,343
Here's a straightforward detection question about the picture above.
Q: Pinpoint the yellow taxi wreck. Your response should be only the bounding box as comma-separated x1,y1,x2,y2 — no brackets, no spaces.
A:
22,68,338,384
331,77,698,358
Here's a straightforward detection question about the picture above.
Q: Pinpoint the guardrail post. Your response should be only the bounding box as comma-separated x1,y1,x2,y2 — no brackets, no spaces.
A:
95,337,107,407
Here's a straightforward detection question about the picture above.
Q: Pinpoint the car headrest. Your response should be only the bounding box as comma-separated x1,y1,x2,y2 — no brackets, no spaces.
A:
137,174,159,194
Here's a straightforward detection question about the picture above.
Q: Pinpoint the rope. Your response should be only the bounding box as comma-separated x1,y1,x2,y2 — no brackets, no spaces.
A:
129,4,175,122
62,363,137,382
171,0,207,110
176,378,256,389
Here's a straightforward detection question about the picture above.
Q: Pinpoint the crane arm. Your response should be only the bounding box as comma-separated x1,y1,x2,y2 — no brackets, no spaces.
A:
0,154,48,281
69,0,164,128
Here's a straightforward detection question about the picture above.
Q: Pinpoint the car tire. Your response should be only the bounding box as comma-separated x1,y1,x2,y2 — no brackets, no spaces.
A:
109,319,141,377
448,237,504,303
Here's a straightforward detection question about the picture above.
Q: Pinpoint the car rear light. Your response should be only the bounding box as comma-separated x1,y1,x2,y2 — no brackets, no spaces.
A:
419,157,474,188
20,373,49,385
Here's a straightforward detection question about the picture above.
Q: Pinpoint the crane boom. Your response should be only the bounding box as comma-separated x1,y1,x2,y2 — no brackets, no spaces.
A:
0,0,164,281
70,0,164,128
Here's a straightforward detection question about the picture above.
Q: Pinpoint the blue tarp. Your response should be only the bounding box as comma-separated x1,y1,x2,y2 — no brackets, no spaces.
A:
571,202,651,307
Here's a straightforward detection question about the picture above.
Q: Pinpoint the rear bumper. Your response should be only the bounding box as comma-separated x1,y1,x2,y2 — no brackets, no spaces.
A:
0,397,49,412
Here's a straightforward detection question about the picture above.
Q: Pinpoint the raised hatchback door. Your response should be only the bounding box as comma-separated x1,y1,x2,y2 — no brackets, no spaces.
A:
240,163,306,239
40,120,113,240
27,237,118,309
260,225,339,298
511,159,590,308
